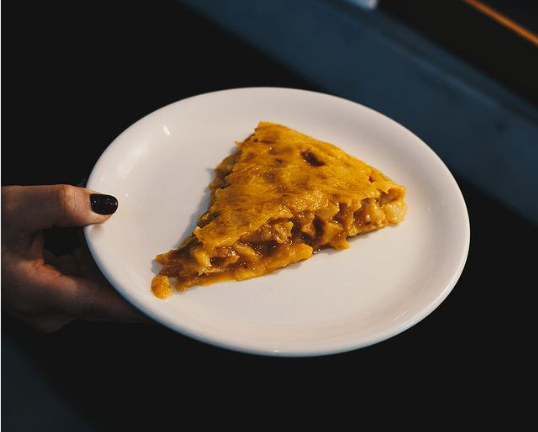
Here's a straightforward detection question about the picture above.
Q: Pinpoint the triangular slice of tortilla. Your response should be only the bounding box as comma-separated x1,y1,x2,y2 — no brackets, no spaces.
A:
152,122,406,298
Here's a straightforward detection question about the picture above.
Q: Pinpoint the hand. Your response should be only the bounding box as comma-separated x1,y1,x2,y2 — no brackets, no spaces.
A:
2,185,149,332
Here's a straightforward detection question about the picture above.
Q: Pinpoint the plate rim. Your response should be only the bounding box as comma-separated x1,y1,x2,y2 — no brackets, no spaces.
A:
84,87,471,357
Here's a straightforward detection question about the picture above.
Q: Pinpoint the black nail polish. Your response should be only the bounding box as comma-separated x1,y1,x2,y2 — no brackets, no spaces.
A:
90,194,118,215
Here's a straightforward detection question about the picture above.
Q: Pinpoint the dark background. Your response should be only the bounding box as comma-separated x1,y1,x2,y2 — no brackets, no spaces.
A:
2,1,537,430
381,0,538,107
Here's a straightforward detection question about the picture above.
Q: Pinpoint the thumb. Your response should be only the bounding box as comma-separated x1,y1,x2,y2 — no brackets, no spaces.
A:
4,185,118,232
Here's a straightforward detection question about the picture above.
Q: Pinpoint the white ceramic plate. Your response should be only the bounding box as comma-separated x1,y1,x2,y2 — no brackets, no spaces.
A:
85,88,470,356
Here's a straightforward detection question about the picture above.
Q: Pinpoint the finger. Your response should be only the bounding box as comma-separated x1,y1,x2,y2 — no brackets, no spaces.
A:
2,185,118,232
73,245,91,272
50,254,81,277
74,246,107,285
47,273,150,324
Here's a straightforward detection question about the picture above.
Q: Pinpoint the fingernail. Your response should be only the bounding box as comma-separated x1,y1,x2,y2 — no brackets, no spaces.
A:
90,194,118,215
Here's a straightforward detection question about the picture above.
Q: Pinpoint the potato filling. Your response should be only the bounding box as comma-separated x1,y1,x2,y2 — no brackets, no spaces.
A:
153,192,405,297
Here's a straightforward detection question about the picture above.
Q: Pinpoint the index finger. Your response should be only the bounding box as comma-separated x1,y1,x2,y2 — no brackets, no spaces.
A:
44,273,152,324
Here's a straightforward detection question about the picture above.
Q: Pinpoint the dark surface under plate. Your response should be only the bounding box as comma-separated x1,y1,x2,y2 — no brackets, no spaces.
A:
2,1,537,430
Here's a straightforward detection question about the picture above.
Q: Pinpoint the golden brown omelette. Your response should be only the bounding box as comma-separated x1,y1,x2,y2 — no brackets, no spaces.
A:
152,122,406,298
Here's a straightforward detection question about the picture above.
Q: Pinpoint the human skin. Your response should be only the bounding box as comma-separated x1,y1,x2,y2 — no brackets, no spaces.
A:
1,185,149,332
